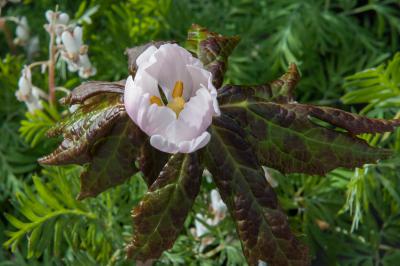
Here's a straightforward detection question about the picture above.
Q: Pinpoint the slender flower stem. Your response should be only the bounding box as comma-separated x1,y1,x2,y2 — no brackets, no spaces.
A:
48,15,56,105
27,60,49,70
0,18,16,54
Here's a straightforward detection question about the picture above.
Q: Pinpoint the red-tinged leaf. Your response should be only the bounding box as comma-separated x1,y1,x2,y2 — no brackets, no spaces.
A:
269,63,300,103
221,98,395,175
186,24,240,88
127,153,201,261
218,64,300,104
77,117,143,200
305,104,400,135
60,80,125,105
205,114,309,266
138,141,169,187
39,94,125,165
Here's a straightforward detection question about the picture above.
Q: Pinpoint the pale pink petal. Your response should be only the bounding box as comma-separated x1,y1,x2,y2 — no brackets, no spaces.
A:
187,65,220,115
73,27,83,48
144,44,194,101
177,132,211,153
150,135,179,154
61,31,79,54
136,45,157,66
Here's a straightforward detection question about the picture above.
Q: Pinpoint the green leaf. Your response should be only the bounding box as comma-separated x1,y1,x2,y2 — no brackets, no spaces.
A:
127,153,201,261
205,114,309,265
221,98,396,175
77,117,142,200
186,24,240,88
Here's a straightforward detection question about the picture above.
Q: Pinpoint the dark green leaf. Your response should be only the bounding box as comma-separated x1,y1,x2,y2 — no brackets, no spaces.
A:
205,114,309,266
186,24,240,88
127,153,201,261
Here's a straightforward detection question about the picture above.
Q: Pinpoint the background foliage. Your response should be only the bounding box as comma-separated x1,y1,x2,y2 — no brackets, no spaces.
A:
1,0,400,265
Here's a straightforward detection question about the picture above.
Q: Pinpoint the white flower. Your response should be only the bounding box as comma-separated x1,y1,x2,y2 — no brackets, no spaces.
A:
60,26,96,79
78,54,96,78
14,16,29,46
210,189,227,224
124,44,220,154
194,213,211,238
15,66,46,113
61,26,83,61
45,10,69,25
262,166,278,188
45,10,70,43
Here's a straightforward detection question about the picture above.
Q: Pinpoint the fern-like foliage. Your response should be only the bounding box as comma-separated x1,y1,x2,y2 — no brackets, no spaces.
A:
19,103,60,148
3,166,147,264
342,52,400,113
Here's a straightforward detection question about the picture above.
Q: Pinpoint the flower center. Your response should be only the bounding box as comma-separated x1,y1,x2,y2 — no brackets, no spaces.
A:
150,81,186,117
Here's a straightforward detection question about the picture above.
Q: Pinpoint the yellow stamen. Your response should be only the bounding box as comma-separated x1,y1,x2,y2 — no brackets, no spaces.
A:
172,80,184,98
150,81,186,117
150,95,163,106
167,97,185,116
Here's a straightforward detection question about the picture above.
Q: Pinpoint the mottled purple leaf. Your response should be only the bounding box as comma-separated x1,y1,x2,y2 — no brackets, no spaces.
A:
60,80,125,105
127,153,201,261
186,24,240,88
138,141,169,187
221,98,396,175
205,114,309,266
77,117,144,200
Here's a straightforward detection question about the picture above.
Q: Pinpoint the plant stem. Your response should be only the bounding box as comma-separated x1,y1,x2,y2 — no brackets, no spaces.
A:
48,16,56,105
0,18,17,54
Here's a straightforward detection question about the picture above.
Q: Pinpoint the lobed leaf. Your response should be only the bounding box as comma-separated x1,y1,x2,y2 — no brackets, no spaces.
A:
221,98,396,175
77,116,143,200
218,64,300,104
138,140,170,187
38,94,126,165
186,24,240,88
127,153,201,261
60,80,125,105
205,114,309,266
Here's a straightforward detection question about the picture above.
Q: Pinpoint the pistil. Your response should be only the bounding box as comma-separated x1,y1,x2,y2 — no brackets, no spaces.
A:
149,81,186,117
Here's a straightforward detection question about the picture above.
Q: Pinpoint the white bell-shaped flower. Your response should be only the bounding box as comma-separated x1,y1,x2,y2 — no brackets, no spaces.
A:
61,26,83,60
124,44,220,154
14,16,30,46
15,66,44,113
45,10,69,25
210,189,227,223
78,54,96,78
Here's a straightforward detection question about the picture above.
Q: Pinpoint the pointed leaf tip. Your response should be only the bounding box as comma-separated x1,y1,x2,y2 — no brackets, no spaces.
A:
186,24,239,88
127,153,201,260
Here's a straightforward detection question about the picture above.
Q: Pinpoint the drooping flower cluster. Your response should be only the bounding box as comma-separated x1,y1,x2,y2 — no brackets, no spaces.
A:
45,10,96,78
15,9,97,112
15,66,47,112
